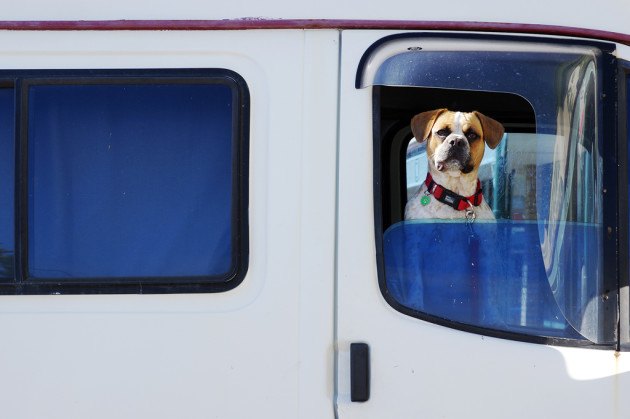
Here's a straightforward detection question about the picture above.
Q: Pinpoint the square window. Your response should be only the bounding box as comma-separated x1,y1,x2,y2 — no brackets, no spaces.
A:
27,82,237,280
0,70,249,294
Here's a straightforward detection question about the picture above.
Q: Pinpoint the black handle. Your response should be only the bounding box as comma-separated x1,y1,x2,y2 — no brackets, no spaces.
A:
350,343,370,402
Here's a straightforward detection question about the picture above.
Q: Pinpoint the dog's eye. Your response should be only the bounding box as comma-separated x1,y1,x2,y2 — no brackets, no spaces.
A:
466,131,478,141
436,129,450,137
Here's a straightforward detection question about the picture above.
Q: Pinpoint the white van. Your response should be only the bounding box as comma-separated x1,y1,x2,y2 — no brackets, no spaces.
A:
0,1,629,418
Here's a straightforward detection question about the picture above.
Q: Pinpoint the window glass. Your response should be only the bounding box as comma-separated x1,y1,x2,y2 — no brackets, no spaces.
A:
389,131,590,340
27,82,237,280
369,38,610,342
0,89,14,280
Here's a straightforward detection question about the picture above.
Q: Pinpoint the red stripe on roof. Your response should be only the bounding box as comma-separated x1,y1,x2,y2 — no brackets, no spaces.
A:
0,19,627,45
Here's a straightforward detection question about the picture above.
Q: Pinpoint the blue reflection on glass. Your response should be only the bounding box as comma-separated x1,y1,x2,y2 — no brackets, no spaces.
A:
27,83,234,279
0,89,13,279
373,50,583,135
383,220,592,339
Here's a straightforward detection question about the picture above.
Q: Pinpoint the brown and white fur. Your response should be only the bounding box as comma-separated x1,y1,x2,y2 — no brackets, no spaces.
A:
404,109,504,220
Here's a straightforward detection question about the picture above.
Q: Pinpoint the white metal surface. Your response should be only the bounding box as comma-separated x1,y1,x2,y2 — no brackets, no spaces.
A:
0,29,339,419
0,7,627,417
2,0,630,38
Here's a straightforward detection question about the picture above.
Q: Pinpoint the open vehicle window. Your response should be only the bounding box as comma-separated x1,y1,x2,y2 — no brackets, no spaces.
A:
0,70,249,294
362,35,617,344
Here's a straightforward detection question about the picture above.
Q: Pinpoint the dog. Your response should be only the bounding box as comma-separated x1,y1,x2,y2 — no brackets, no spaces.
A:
404,109,504,220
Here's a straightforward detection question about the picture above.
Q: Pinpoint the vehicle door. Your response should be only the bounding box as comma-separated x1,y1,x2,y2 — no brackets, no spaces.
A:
0,29,339,419
336,30,630,418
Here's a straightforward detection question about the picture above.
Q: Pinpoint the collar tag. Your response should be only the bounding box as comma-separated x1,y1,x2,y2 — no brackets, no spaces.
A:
465,206,476,223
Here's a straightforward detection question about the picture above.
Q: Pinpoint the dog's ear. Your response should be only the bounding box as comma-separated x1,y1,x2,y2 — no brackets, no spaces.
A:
411,109,447,143
473,111,505,150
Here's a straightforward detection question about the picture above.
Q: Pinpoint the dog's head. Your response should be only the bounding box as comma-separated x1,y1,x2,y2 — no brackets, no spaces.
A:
411,109,504,176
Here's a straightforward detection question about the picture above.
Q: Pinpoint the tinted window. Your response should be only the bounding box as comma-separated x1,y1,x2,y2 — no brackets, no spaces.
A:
27,83,234,279
0,70,249,294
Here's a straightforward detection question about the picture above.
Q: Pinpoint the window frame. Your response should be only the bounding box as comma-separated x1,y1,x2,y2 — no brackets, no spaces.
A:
1,68,250,295
618,63,630,350
365,33,620,348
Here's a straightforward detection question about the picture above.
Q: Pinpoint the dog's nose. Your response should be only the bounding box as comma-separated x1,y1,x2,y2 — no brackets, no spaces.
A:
449,136,466,147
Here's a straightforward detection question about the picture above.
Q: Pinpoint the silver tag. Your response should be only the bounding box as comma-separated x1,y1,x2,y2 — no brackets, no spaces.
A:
465,207,476,223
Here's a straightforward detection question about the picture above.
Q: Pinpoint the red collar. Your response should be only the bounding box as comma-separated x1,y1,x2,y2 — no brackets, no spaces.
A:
424,173,483,211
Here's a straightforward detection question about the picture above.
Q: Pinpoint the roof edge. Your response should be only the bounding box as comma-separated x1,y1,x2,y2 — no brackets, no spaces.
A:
0,19,627,46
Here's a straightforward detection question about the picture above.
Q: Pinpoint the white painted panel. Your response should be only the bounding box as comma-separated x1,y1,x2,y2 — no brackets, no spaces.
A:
0,29,339,419
298,29,340,419
617,44,630,61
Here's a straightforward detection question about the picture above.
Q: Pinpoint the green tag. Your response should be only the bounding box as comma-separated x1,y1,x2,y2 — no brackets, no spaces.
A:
421,195,431,206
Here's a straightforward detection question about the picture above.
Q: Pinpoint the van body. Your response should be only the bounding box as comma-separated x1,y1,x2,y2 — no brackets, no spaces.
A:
1,1,630,418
